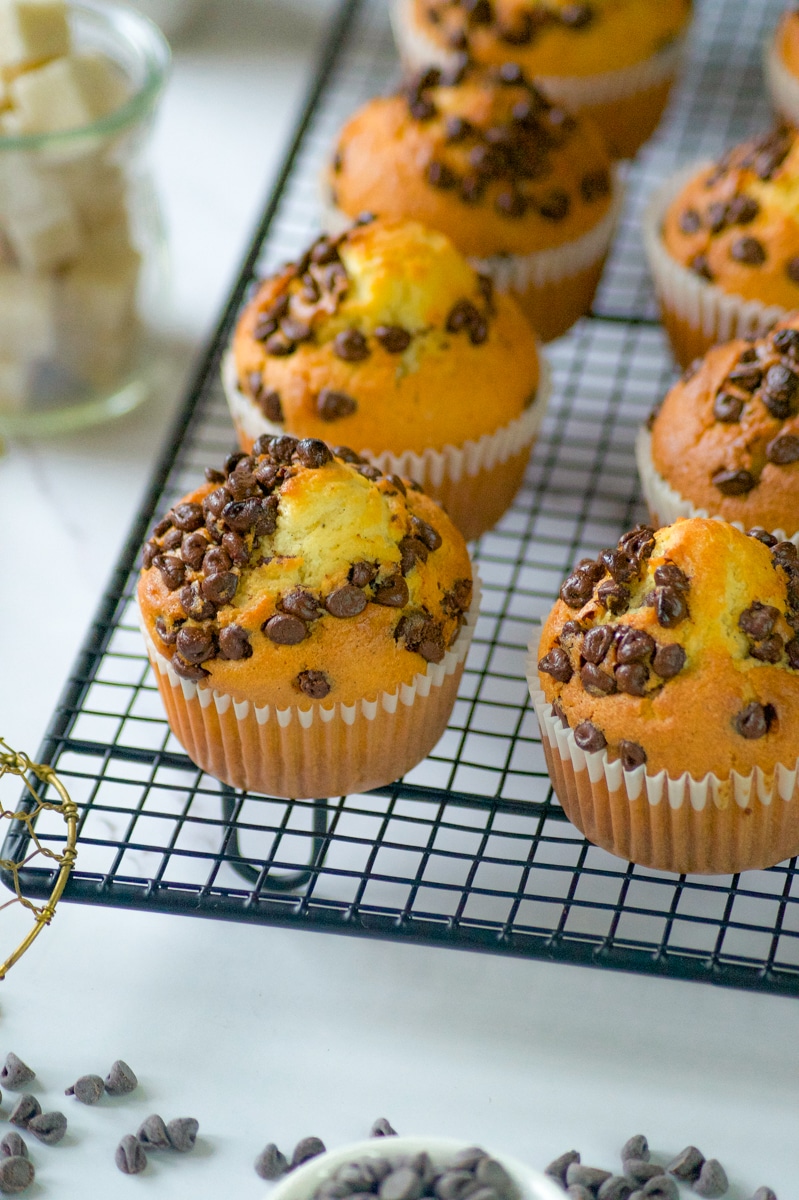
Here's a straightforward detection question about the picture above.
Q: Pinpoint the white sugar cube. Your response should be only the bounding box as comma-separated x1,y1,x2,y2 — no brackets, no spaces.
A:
10,51,128,134
0,267,54,357
4,186,81,270
0,355,30,411
0,0,69,74
57,154,126,226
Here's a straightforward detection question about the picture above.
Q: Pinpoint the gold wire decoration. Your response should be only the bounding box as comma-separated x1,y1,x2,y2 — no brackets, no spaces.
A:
0,738,78,979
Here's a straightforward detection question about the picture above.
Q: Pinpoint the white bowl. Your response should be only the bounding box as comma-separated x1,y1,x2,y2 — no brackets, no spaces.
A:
268,1137,566,1200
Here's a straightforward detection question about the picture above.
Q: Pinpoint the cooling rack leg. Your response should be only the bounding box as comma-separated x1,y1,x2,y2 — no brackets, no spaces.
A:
220,786,330,893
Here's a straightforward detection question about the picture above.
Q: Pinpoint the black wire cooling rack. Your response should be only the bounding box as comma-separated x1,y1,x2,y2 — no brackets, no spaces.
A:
7,0,799,997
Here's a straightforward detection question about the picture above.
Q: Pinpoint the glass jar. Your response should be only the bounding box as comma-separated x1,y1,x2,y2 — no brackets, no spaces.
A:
0,1,170,435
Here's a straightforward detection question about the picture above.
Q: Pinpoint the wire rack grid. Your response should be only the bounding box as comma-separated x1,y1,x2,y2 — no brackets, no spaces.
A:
7,0,799,997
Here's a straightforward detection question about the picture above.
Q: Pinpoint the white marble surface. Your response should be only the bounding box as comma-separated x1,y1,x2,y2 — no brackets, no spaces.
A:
0,3,797,1197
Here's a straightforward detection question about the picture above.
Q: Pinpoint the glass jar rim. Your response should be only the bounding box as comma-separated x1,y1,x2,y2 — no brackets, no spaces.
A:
0,0,171,151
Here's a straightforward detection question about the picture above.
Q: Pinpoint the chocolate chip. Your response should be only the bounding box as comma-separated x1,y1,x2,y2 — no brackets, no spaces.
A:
409,96,437,121
28,1111,67,1146
728,193,759,224
573,721,606,752
460,174,486,204
750,634,783,662
598,1178,633,1200
318,388,357,420
282,588,321,622
581,168,611,203
619,741,647,770
739,602,779,638
567,1166,611,1191
581,625,613,664
292,1137,326,1168
375,325,411,353
400,536,429,575
161,526,183,551
154,616,180,646
65,1074,104,1105
179,531,207,572
326,585,368,618
265,332,295,356
727,361,762,390
202,571,238,607
296,671,331,699
788,638,799,667
0,1134,27,1160
0,1057,34,1092
773,327,799,358
373,575,410,607
179,582,215,622
349,561,378,588
601,549,638,584
597,582,630,614
620,526,657,559
172,502,204,533
410,517,442,550
730,236,766,265
9,1096,39,1129
204,486,228,518
561,2,594,27
167,1118,199,1153
625,1161,663,1185
735,701,772,738
496,189,528,218
678,208,701,234
263,613,307,644
175,627,216,668
654,586,688,627
693,1161,728,1199
706,200,729,233
713,391,744,422
116,1134,147,1175
255,1143,289,1180
334,329,370,362
654,563,689,591
787,257,799,285
652,642,686,678
561,572,594,607
293,438,332,470
766,433,799,464
641,1178,678,1200
762,363,799,417
136,1114,170,1151
616,663,649,696
428,160,459,189
218,624,252,660
142,541,158,569
748,527,778,547
750,1190,777,1200
581,663,616,696
546,1153,580,1185
616,629,655,664
172,656,210,682
447,299,481,335
222,530,250,566
0,1156,34,1192
690,254,713,280
155,554,186,591
386,474,407,496
712,467,756,495
538,189,570,221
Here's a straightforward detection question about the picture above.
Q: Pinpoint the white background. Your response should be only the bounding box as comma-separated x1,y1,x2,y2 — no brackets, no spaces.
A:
0,2,797,1197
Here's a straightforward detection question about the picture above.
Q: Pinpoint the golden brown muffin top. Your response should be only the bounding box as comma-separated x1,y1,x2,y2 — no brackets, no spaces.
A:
649,318,799,536
232,218,540,453
138,437,473,709
537,517,799,778
777,7,799,76
662,125,799,308
328,65,613,257
404,0,691,77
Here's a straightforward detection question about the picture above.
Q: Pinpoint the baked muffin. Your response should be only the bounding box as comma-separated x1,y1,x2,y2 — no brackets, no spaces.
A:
391,0,692,159
226,218,546,541
137,436,477,799
638,317,799,544
765,7,799,128
644,125,799,368
326,66,620,342
529,517,799,873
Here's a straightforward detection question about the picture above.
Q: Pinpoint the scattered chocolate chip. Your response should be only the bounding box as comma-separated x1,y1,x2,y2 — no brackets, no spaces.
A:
255,1143,289,1180
65,1074,104,1105
599,1178,633,1200
291,1136,326,1169
0,1057,34,1092
546,1152,580,1185
326,585,368,618
712,467,756,495
373,575,410,608
750,1190,777,1200
28,1111,67,1146
0,1156,34,1193
652,642,686,678
582,625,614,664
641,1177,678,1200
296,438,334,468
105,1060,138,1096
734,701,772,739
623,1161,663,1186
713,391,744,422
567,1165,611,1191
693,1161,728,1199
166,1118,199,1152
137,1114,170,1151
371,1119,398,1138
573,721,606,752
334,329,370,362
116,1134,147,1175
264,613,308,645
616,629,655,664
766,433,799,464
0,1136,26,1161
318,388,357,421
9,1097,39,1129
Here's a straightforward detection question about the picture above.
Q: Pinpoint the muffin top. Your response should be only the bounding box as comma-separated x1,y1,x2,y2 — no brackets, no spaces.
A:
402,0,691,77
662,125,799,308
537,517,799,778
649,318,799,537
328,66,613,258
232,219,540,454
776,6,799,76
138,437,473,709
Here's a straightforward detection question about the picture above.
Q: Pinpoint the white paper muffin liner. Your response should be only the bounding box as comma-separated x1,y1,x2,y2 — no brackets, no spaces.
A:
390,0,685,108
138,575,480,799
635,425,799,547
764,30,799,127
526,626,799,872
643,166,789,356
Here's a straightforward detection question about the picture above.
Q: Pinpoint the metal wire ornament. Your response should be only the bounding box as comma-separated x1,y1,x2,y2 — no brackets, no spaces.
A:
0,739,78,979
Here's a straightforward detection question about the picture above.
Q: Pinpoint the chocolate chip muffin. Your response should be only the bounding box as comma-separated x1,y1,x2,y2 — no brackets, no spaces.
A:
638,318,799,543
137,436,477,799
644,126,799,368
765,7,799,129
529,517,799,873
225,218,546,541
326,66,620,341
391,0,691,159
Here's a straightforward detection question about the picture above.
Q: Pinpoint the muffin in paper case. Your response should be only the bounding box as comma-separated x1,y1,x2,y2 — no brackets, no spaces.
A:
226,219,549,541
325,68,621,341
389,0,691,159
637,317,799,545
137,436,478,799
765,10,799,127
528,517,799,874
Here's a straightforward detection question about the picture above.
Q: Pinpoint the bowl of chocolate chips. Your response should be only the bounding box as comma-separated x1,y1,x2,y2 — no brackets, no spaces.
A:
266,1137,565,1200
